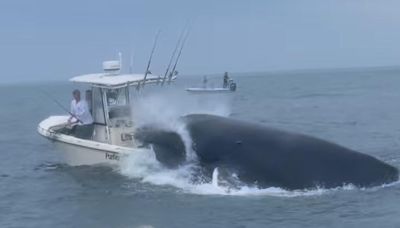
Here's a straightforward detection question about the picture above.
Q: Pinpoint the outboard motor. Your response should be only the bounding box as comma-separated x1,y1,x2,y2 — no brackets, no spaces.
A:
229,82,237,91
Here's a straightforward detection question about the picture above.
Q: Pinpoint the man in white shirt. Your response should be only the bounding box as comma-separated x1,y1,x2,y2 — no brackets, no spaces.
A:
68,89,94,139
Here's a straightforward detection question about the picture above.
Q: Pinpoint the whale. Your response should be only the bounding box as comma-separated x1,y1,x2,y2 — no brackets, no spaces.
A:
134,114,399,190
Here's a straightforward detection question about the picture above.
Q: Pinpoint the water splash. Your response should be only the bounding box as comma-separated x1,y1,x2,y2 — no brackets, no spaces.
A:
131,90,230,127
211,167,219,187
130,90,231,161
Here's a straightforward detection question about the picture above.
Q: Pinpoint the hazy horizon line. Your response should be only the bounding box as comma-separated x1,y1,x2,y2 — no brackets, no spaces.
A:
2,64,400,86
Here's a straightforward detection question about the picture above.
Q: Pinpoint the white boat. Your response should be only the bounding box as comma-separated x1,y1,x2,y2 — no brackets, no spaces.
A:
186,78,237,93
38,59,172,166
185,87,234,93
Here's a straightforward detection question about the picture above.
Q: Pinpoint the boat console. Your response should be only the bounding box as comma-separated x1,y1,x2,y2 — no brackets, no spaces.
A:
66,59,163,147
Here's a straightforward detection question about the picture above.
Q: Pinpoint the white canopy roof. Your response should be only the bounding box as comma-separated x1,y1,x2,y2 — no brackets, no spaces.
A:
70,73,163,88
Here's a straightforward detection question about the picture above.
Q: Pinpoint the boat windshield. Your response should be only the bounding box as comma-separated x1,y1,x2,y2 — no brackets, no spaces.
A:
105,88,131,119
106,89,127,107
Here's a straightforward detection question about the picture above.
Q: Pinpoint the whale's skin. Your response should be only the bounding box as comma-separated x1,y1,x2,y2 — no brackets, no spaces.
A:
135,114,399,190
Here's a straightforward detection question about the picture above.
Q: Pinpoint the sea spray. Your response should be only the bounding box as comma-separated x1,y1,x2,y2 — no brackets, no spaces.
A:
118,147,194,187
212,168,219,187
130,89,231,125
130,90,231,161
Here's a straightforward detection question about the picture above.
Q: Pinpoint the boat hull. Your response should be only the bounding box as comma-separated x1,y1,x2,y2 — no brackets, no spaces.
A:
51,139,122,166
38,116,134,166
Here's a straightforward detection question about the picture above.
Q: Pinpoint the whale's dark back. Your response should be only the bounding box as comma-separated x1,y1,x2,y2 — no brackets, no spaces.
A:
184,114,398,189
135,114,398,190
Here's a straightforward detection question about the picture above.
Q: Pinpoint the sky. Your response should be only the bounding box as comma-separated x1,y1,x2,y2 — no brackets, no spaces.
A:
1,0,400,83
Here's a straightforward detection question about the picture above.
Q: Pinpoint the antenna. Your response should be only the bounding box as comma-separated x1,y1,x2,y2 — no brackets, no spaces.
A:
139,30,161,90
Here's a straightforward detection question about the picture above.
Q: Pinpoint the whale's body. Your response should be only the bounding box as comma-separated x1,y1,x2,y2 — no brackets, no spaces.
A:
135,114,398,190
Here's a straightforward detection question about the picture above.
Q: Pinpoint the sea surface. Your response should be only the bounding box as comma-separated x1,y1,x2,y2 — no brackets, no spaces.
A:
1,67,400,228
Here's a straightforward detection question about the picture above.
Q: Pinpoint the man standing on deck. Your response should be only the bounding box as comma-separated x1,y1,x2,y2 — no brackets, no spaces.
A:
203,75,208,88
223,72,229,88
68,89,94,139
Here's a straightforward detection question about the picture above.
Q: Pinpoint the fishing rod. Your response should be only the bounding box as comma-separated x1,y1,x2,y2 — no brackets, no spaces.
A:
166,24,191,85
139,30,161,90
41,90,83,124
160,29,186,86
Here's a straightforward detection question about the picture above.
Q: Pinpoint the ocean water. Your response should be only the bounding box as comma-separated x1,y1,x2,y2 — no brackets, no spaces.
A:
1,68,400,228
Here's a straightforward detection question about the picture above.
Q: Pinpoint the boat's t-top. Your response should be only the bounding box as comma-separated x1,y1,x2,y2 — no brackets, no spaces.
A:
71,59,166,146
